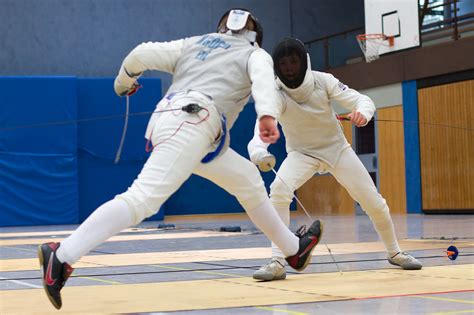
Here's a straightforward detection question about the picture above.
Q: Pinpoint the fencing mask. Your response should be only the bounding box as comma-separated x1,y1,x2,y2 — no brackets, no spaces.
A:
217,8,263,47
272,37,308,89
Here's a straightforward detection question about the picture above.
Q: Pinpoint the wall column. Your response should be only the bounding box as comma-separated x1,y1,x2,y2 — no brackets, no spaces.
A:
402,80,422,213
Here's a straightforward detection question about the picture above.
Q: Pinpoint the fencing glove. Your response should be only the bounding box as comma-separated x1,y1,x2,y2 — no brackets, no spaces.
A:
114,67,142,97
250,150,276,172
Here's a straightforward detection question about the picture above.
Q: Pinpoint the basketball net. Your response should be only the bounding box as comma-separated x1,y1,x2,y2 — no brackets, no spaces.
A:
357,34,394,63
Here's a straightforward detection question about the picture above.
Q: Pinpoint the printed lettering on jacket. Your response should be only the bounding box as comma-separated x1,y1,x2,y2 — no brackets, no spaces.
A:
195,35,232,61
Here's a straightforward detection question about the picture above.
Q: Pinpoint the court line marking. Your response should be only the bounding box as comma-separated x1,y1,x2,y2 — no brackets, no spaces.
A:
429,310,474,315
0,227,162,238
0,276,41,289
151,264,351,302
413,295,474,304
77,276,122,285
1,266,471,313
0,230,249,246
254,306,309,315
354,289,474,301
149,264,247,278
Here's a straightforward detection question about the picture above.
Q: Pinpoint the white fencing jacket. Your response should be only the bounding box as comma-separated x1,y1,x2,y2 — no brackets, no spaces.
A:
116,33,280,137
249,58,375,167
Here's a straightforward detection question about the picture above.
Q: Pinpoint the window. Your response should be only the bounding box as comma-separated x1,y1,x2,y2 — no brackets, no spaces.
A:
355,119,375,154
419,0,446,31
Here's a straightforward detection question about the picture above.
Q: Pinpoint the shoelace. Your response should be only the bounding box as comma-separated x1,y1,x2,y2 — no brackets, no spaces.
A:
401,252,417,262
392,252,416,262
295,225,307,238
272,260,285,268
260,259,284,269
390,251,401,259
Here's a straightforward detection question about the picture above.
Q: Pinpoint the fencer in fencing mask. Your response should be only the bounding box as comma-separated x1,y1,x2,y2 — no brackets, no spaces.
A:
272,37,310,89
217,8,263,47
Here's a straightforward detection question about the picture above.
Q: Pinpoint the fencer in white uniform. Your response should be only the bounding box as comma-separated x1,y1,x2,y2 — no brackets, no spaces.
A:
248,37,422,281
37,11,323,309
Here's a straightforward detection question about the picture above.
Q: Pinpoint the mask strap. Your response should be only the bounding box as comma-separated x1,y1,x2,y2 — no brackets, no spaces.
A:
224,29,257,45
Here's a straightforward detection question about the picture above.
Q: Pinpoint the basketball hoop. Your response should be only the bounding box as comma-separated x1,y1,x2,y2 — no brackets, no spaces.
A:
357,34,394,63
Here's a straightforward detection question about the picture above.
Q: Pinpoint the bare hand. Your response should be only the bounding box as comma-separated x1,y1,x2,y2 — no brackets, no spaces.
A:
347,110,367,127
259,116,280,144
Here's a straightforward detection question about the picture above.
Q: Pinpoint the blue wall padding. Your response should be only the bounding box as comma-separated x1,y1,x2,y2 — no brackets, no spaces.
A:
0,76,293,226
0,152,78,225
0,77,77,154
77,78,163,222
402,80,422,214
0,77,78,226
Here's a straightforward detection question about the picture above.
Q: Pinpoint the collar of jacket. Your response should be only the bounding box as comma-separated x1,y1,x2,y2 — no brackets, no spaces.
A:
276,66,314,104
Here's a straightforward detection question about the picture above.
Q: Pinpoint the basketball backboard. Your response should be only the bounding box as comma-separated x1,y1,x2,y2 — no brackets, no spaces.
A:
363,0,421,57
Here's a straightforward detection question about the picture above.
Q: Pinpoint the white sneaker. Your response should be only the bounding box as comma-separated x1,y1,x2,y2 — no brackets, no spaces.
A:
253,259,286,281
388,252,422,270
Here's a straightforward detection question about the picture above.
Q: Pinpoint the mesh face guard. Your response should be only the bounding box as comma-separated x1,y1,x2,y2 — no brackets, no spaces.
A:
217,8,263,47
272,37,308,89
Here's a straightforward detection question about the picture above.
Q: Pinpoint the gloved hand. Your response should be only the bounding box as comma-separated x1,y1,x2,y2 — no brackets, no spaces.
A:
250,150,276,172
114,78,141,97
114,67,142,97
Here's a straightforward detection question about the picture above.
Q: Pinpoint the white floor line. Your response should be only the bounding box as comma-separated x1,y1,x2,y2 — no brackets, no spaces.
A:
0,276,42,289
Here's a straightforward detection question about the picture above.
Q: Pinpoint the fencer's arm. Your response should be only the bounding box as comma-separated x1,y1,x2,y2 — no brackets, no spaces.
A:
247,119,276,172
248,49,283,120
114,39,185,95
121,39,185,75
247,118,270,158
321,72,375,126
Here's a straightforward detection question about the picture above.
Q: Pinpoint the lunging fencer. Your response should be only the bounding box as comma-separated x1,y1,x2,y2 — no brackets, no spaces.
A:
248,37,422,281
37,10,322,309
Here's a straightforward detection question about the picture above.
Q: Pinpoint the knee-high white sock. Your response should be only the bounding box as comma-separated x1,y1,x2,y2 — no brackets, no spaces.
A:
56,198,135,265
270,204,291,263
246,199,298,257
367,206,401,255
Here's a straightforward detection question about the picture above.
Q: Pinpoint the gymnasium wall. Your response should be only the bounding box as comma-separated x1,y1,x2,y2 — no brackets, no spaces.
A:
0,77,78,226
0,0,364,92
0,74,292,227
76,78,161,223
0,0,289,96
377,105,406,215
298,75,473,216
417,80,474,213
0,77,161,227
360,84,407,214
0,1,366,226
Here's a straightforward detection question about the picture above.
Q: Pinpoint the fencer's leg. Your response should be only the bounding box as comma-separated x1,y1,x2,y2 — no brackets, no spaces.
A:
331,148,421,270
269,151,320,263
57,105,221,265
56,199,133,264
329,147,400,254
194,149,299,257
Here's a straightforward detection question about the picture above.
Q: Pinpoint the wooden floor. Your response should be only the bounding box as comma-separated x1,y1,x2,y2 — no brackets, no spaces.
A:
1,214,473,314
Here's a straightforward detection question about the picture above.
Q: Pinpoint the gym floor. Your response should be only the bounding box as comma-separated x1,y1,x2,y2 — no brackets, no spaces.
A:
0,212,473,314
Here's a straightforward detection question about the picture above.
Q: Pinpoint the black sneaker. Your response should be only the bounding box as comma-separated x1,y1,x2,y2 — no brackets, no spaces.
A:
285,220,323,271
38,242,74,309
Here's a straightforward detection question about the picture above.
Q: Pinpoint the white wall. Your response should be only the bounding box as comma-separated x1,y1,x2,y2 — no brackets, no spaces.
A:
332,82,402,114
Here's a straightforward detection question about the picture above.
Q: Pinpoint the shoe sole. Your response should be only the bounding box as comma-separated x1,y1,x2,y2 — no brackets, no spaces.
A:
388,259,422,270
253,273,286,281
37,245,61,310
294,221,324,272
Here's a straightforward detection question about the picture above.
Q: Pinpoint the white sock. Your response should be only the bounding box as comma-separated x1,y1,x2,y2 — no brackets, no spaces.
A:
368,206,401,255
246,199,299,257
270,204,291,262
56,198,135,265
